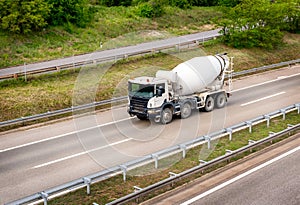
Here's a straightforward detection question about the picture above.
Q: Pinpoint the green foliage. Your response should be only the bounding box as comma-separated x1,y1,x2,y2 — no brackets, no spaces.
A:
0,0,51,34
99,0,133,6
136,0,164,18
218,0,299,48
218,0,241,7
170,0,191,9
276,0,300,33
188,0,218,6
46,0,93,27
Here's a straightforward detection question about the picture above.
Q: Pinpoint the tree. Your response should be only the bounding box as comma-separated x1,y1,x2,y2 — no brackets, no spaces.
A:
217,0,296,48
0,0,51,33
46,0,93,27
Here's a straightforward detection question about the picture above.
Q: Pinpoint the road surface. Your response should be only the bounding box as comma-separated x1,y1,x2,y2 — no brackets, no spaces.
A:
184,146,300,205
0,65,300,204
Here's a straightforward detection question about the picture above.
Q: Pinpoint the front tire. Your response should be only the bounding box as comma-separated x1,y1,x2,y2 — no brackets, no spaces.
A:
161,107,173,124
204,96,215,112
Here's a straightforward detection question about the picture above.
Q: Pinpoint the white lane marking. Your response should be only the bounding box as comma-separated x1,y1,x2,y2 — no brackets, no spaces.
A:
2,72,299,153
0,116,134,153
181,146,300,205
232,72,300,93
240,92,286,107
32,138,132,169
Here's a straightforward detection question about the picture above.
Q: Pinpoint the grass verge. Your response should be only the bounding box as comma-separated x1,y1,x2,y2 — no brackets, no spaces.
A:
0,6,222,69
0,33,300,124
47,111,300,205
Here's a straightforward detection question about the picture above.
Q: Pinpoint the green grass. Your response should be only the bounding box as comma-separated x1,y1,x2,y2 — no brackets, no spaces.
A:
48,111,300,205
1,32,300,123
0,6,222,68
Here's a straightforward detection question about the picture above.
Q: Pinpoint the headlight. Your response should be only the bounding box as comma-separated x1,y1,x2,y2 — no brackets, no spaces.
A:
148,109,156,114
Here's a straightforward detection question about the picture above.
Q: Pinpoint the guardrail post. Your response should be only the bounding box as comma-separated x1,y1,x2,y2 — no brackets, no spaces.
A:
199,160,207,165
151,154,159,169
133,186,142,193
225,149,232,154
248,140,256,145
83,177,91,195
226,128,233,141
204,136,211,149
120,165,127,182
180,144,187,158
269,131,275,136
39,192,48,205
296,104,300,114
280,109,286,120
169,172,177,177
264,115,271,127
246,121,253,133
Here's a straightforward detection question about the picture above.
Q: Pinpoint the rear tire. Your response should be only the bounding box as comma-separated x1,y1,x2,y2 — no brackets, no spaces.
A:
204,96,214,112
161,107,173,124
215,93,226,108
181,103,192,119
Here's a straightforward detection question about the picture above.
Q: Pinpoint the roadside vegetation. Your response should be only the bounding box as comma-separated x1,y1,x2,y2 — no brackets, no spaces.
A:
1,0,299,68
48,111,300,204
0,32,300,123
0,4,222,68
0,0,299,123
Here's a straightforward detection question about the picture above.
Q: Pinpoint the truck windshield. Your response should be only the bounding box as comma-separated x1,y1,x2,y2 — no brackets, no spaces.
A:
129,83,154,98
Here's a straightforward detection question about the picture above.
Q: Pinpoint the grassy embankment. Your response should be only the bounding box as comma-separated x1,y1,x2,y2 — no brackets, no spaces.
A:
48,111,300,205
0,33,300,123
0,6,222,69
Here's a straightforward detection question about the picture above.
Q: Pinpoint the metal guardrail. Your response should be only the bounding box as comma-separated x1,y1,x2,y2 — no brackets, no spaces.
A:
1,59,299,129
107,122,300,205
0,96,127,128
6,103,300,205
0,31,221,80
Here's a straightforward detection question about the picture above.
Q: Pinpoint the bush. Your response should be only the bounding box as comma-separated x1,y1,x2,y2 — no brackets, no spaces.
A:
136,0,164,18
46,0,93,27
99,0,133,6
0,0,51,34
171,0,191,9
223,27,283,49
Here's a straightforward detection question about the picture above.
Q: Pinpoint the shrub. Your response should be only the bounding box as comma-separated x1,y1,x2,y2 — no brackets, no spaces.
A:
136,0,164,18
171,0,191,9
0,0,51,34
46,0,93,27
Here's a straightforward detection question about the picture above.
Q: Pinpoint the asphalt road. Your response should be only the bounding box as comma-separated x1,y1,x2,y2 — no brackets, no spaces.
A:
0,29,220,78
0,66,300,204
183,146,300,205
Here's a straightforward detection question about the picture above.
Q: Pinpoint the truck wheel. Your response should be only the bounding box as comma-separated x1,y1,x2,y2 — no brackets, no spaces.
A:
216,93,226,108
161,107,173,124
181,103,192,119
204,96,214,112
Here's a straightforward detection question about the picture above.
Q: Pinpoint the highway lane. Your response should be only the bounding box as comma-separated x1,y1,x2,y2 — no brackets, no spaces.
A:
182,146,300,205
0,66,300,203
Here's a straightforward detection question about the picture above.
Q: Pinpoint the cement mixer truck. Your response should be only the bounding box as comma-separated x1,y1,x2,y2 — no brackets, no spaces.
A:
127,53,232,124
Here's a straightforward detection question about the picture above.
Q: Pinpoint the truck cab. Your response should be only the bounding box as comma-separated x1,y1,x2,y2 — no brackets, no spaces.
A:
128,77,169,122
